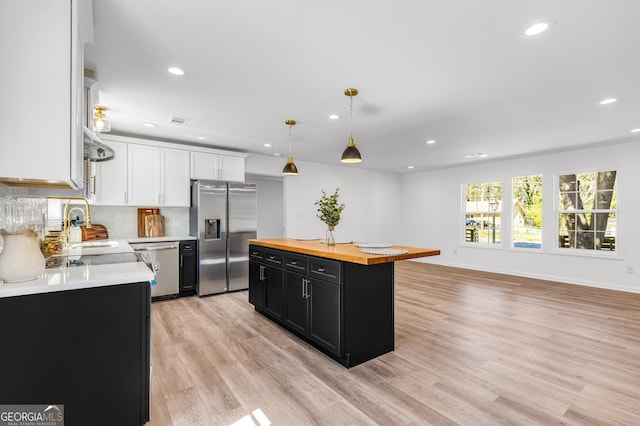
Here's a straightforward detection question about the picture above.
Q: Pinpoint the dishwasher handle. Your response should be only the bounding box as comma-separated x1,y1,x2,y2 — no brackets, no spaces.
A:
132,244,179,251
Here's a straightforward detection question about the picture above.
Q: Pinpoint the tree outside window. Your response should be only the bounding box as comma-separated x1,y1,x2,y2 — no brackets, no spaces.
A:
512,175,542,249
465,181,502,244
558,170,617,251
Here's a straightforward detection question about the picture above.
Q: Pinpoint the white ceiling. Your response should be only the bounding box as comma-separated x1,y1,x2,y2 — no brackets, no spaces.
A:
84,0,640,174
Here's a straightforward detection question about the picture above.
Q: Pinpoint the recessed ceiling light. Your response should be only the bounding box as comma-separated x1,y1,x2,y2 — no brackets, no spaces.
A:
631,128,640,133
329,114,340,120
274,153,282,157
599,98,617,105
264,143,273,148
196,136,205,140
168,67,185,76
425,139,436,145
407,166,415,169
523,20,554,37
464,153,489,159
143,123,156,127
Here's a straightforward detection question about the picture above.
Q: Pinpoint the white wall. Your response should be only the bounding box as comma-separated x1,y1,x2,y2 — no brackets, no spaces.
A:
400,140,640,293
247,154,403,242
246,174,284,239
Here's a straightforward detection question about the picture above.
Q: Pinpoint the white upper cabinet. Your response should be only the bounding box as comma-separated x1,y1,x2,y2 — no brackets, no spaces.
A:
190,151,245,182
161,148,191,207
128,144,161,206
95,138,192,207
95,140,128,206
0,0,90,189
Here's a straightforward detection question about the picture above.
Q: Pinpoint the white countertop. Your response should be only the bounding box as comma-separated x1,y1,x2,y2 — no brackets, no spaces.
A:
0,239,155,299
0,262,154,298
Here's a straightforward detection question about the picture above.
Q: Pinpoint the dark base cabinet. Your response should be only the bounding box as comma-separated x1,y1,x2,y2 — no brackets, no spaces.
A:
179,240,198,296
0,283,151,426
249,244,394,368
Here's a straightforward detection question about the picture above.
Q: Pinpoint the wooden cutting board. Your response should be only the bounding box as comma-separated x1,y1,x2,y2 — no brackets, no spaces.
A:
138,208,160,237
144,214,165,237
81,224,109,241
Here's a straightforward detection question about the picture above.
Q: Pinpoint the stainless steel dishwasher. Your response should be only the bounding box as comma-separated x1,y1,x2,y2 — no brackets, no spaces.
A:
131,241,180,299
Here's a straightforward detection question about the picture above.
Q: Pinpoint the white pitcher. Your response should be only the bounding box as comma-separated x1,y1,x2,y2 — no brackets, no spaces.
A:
0,229,46,282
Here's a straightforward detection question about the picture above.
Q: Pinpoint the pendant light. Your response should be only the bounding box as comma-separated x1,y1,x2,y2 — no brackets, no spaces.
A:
282,119,299,175
341,88,362,163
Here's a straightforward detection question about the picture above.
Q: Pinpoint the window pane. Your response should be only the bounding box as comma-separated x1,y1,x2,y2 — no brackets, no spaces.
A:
580,190,594,210
512,175,542,249
559,191,578,210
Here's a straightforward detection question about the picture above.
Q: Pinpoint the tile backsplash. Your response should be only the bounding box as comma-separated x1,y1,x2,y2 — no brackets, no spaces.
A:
89,206,190,239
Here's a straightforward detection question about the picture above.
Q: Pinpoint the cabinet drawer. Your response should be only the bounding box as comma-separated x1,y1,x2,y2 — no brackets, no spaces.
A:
249,246,265,260
263,249,283,266
284,253,308,274
180,240,196,253
309,257,341,285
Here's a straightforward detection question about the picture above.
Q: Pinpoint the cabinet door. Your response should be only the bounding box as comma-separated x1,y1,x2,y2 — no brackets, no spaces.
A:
128,144,161,205
248,262,265,308
283,272,308,335
219,155,245,182
190,151,219,180
161,148,190,206
0,0,83,188
264,265,284,321
308,279,341,355
179,251,197,292
95,140,128,205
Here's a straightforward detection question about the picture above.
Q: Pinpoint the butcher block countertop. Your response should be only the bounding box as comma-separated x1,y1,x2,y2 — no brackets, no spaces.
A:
249,238,440,265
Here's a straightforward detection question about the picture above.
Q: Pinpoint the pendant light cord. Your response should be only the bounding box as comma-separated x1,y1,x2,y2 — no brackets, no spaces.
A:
349,93,354,139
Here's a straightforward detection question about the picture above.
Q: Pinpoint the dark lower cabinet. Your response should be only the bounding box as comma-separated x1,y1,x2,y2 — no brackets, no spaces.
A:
249,250,284,321
179,240,197,295
284,272,340,356
249,244,393,368
0,282,151,426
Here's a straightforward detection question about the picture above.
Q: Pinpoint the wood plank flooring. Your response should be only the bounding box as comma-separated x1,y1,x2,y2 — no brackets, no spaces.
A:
148,262,640,425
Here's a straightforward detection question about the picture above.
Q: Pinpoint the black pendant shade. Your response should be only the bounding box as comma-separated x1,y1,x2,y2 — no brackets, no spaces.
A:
341,136,362,163
282,155,298,175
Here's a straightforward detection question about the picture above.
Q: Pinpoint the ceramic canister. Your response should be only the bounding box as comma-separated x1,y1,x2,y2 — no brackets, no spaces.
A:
0,228,46,282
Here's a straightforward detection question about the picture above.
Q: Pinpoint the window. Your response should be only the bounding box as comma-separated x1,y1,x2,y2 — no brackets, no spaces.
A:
558,170,617,251
465,181,502,244
512,175,542,249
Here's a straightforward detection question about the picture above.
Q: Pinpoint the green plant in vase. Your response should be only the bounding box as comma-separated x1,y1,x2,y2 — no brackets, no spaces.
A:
315,187,345,245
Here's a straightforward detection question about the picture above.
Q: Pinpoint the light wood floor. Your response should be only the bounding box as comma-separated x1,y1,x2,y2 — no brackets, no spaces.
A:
148,262,640,425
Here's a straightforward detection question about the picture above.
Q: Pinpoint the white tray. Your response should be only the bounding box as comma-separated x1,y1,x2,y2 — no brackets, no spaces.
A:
361,248,408,255
354,242,392,248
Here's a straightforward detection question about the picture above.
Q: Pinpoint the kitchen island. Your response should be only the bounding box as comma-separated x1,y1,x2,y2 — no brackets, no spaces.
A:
0,240,154,426
248,238,440,367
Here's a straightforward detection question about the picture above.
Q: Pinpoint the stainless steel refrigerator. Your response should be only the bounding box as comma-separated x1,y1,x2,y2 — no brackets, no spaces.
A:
190,180,257,296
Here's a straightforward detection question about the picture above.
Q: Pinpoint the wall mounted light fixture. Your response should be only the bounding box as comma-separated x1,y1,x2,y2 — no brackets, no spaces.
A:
92,105,111,132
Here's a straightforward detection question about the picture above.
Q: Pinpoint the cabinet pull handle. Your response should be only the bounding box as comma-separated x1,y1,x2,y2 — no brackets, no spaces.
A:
317,267,325,272
259,265,265,281
291,260,297,265
302,278,305,298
